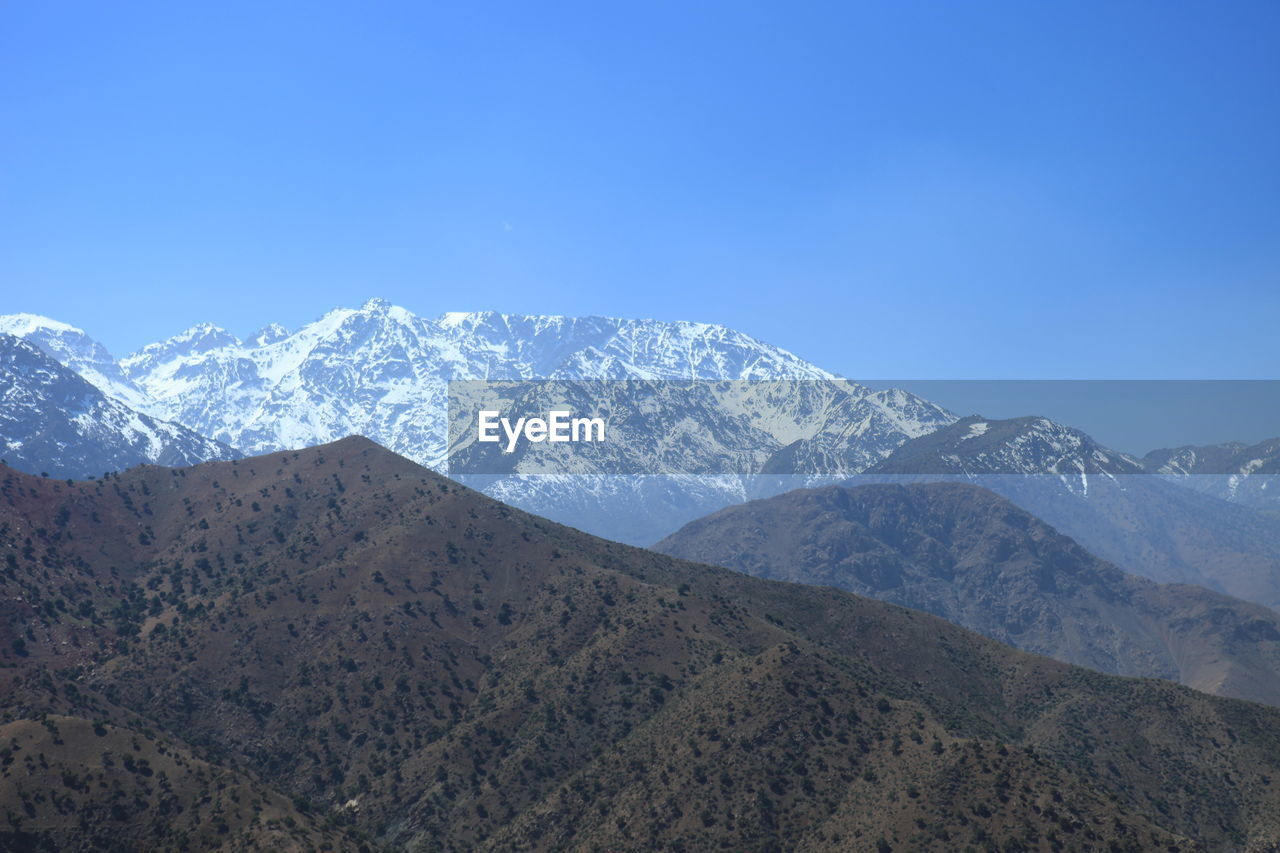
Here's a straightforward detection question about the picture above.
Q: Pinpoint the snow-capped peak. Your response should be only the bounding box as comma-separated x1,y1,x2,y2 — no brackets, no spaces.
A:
99,302,845,460
6,301,949,491
0,333,238,477
175,322,242,349
249,323,291,347
871,414,1146,483
0,312,82,338
439,311,471,328
0,312,150,410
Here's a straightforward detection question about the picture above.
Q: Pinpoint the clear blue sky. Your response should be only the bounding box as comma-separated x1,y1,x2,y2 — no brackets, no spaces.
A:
2,1,1277,378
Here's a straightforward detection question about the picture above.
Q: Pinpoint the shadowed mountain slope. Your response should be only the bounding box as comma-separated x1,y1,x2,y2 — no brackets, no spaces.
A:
0,334,239,481
857,415,1280,611
3,439,1280,849
655,482,1280,706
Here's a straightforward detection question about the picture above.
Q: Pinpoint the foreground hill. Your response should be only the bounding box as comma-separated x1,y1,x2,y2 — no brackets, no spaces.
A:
3,439,1280,849
0,685,345,852
655,482,1280,706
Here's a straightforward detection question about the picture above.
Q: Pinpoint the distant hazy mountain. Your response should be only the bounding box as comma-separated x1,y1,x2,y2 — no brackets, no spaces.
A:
0,334,238,478
444,378,954,542
656,481,1280,706
851,415,1280,611
2,301,1269,552
447,379,952,478
866,415,1145,482
1143,436,1280,511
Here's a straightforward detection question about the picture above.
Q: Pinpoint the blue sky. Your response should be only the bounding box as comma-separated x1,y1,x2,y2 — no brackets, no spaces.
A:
2,1,1277,378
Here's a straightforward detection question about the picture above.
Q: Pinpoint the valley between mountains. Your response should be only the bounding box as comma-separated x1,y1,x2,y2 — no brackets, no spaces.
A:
3,439,1280,851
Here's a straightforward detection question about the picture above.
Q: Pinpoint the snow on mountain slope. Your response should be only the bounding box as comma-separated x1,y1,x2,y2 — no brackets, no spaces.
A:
1143,437,1280,510
1,300,954,541
4,300,949,474
114,298,862,464
868,414,1145,492
0,313,150,411
0,334,239,478
446,379,955,479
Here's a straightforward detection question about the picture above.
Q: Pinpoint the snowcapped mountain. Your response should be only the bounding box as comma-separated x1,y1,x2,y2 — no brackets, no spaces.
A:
0,299,955,541
1144,439,1280,476
0,334,238,479
442,377,955,543
113,299,844,466
0,313,150,410
446,378,954,478
868,414,1145,492
1142,437,1280,511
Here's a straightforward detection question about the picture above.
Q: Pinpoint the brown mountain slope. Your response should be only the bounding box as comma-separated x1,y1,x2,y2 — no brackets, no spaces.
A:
0,670,350,852
0,714,343,853
654,482,1280,707
2,440,1280,850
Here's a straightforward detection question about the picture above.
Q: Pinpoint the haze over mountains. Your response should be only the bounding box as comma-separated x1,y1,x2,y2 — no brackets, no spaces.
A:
1143,436,1280,512
656,481,1280,705
445,378,955,543
6,439,1280,850
850,415,1280,612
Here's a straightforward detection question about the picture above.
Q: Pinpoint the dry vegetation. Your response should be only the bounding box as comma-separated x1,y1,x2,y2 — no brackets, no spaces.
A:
1,437,1279,850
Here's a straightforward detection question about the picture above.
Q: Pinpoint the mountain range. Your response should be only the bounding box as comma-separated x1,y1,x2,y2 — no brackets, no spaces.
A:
107,299,839,460
846,415,1280,612
6,439,1280,850
1143,436,1280,512
656,480,1280,706
0,302,956,544
444,377,954,543
0,333,238,479
3,302,1278,602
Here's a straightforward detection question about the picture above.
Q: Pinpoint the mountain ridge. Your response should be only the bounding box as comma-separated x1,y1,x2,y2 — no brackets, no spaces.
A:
0,302,956,544
1143,436,1280,511
5,438,1280,848
0,333,240,480
655,480,1280,706
851,414,1280,610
